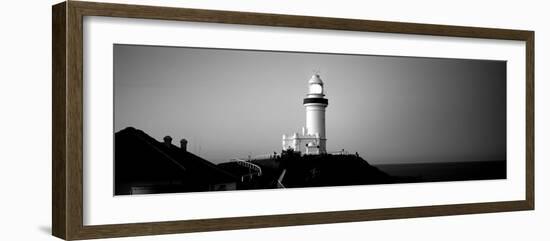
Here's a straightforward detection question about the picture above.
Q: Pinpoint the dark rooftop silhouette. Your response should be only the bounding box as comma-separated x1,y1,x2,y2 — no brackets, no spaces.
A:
114,127,238,195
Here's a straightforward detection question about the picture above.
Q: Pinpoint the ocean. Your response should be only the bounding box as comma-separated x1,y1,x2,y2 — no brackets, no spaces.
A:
374,160,506,183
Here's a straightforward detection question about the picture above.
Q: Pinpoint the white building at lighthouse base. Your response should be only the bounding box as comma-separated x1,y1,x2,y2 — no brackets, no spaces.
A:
282,127,325,155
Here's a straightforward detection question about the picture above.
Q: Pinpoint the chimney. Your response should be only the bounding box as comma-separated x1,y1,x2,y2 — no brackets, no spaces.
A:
180,139,188,152
163,136,172,147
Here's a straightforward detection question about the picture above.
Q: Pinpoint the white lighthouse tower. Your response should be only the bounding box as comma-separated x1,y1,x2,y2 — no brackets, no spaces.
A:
282,74,329,154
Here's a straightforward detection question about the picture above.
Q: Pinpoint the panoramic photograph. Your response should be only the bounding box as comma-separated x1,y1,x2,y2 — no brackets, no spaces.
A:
113,44,506,195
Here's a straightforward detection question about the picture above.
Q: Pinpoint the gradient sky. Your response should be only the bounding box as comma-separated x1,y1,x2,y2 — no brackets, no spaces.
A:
114,44,506,164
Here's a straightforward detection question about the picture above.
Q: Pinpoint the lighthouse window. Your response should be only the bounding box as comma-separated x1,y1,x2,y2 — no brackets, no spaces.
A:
309,84,323,94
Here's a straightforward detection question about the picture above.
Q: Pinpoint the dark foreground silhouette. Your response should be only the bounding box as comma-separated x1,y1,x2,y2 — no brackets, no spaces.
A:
114,127,506,195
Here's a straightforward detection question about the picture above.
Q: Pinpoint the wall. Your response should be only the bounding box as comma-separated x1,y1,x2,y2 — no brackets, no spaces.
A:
0,0,547,240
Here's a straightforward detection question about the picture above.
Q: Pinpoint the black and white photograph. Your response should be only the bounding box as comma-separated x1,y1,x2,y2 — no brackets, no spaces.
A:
0,0,544,240
113,44,507,195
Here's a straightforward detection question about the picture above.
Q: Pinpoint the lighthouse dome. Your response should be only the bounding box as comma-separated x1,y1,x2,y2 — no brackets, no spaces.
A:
308,74,323,84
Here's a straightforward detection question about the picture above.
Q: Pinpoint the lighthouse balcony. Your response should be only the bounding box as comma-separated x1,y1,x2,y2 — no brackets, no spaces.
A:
303,97,328,105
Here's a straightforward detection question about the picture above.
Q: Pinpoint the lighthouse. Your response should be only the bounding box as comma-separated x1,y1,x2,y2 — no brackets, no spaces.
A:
304,74,329,153
282,74,329,154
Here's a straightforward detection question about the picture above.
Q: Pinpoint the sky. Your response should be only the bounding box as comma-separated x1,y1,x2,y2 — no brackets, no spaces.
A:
114,44,506,164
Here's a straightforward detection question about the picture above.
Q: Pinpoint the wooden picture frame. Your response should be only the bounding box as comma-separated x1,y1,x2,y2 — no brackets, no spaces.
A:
52,1,534,240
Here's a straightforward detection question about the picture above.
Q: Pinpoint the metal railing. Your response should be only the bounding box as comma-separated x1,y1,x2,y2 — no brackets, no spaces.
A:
229,158,263,180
